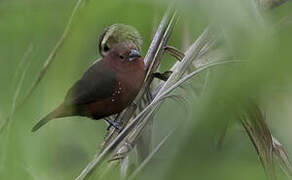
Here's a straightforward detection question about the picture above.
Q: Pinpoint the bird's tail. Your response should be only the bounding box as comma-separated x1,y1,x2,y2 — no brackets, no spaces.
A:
31,104,70,132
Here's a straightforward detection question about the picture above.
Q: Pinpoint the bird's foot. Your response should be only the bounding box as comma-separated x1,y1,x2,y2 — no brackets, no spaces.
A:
108,140,132,162
108,153,126,162
153,71,173,81
164,45,185,61
105,119,123,131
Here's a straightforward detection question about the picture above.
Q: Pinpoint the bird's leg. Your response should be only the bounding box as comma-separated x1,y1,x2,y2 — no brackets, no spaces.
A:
164,45,185,61
153,71,173,81
152,46,184,81
105,117,122,131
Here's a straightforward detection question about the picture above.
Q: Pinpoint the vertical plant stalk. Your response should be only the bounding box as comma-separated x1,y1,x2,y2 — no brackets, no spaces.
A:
134,6,162,165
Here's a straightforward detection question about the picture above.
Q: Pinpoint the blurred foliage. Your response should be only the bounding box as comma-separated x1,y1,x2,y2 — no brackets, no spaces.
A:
0,0,292,180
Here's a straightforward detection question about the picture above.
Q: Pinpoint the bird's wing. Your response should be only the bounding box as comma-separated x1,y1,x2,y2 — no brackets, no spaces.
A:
64,60,116,105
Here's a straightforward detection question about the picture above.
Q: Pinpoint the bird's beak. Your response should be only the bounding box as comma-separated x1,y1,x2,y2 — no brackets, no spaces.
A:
129,49,141,61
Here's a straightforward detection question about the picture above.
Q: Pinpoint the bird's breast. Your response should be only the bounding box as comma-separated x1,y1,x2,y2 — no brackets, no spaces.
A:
112,66,145,109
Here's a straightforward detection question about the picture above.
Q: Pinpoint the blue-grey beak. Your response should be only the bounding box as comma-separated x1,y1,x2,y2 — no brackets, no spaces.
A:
129,49,141,61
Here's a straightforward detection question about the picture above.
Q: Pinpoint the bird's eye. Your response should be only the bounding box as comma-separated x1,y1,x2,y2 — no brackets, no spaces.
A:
119,55,124,60
103,44,109,52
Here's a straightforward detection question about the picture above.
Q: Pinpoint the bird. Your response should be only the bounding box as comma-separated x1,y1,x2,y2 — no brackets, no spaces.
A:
31,42,145,132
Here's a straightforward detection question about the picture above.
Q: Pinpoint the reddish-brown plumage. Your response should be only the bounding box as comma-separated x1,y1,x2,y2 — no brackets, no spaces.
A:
32,43,145,132
86,47,145,118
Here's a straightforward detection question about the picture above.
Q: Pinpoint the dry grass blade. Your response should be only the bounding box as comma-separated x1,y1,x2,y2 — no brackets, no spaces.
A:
16,0,85,111
135,91,155,164
240,103,276,180
158,60,243,99
240,105,292,179
272,136,292,178
135,108,153,163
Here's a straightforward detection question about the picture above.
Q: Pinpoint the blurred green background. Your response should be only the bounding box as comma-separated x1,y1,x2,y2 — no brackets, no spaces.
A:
1,0,292,179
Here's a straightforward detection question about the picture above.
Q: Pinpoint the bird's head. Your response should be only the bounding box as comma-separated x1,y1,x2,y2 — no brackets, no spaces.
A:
108,42,142,63
98,24,142,57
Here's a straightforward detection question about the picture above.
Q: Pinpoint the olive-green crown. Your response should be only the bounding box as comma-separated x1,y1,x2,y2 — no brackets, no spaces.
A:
98,24,143,57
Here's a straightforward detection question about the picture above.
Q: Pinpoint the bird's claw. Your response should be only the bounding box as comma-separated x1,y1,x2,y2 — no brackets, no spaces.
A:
153,71,173,81
108,153,126,162
105,119,123,131
164,46,185,61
